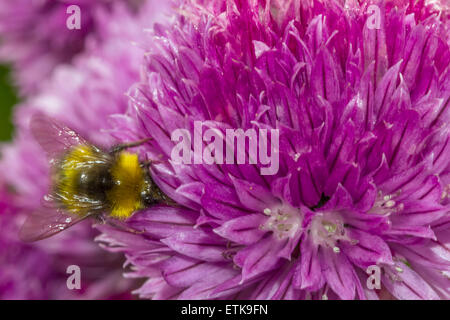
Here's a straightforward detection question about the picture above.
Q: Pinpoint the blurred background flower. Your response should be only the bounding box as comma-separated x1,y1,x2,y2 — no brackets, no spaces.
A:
0,0,149,95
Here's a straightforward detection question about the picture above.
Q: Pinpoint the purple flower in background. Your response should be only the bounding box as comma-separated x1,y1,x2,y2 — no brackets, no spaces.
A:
0,0,148,95
97,0,450,299
0,0,171,299
0,178,132,299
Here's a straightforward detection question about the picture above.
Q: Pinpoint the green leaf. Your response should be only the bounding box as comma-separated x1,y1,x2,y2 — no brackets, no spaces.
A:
0,64,18,141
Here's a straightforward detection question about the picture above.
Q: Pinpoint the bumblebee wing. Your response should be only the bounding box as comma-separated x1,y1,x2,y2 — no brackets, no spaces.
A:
19,207,95,242
30,113,90,161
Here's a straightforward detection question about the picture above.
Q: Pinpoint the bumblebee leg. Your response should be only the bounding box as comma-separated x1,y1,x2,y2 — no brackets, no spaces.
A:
110,137,152,154
105,219,145,235
95,214,106,224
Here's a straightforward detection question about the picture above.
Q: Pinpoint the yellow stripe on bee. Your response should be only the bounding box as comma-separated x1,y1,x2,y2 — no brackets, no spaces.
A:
58,145,97,215
107,152,145,219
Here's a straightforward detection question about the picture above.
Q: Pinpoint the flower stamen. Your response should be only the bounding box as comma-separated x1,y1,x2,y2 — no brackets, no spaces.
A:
370,190,404,215
260,204,302,239
309,211,353,250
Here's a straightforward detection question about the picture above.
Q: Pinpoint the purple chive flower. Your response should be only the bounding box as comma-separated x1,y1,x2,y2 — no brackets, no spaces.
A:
0,0,147,95
0,1,171,299
97,0,450,299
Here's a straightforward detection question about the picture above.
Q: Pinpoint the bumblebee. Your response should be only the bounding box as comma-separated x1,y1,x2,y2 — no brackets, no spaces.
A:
20,114,171,242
